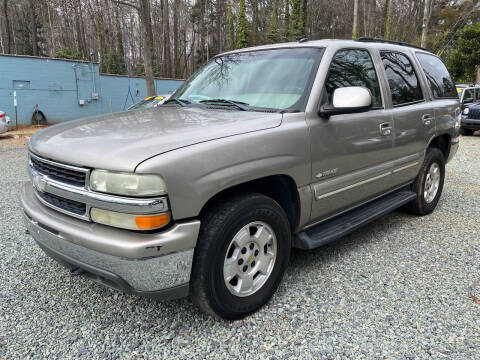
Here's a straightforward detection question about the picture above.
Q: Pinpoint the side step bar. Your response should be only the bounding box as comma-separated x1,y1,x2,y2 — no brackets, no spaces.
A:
294,187,416,250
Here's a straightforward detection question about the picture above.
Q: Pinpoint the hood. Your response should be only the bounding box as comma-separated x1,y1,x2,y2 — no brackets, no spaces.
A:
29,106,282,172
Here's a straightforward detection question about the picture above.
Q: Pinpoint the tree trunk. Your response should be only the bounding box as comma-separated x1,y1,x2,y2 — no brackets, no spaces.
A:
421,0,432,48
352,0,359,39
163,0,171,77
3,0,11,53
139,0,155,95
28,0,38,56
173,0,179,78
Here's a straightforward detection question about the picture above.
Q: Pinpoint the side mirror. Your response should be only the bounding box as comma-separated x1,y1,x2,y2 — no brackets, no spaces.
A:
319,87,372,118
463,98,474,105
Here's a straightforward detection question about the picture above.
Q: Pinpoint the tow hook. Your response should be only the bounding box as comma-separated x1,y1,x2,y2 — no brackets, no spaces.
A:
70,267,85,277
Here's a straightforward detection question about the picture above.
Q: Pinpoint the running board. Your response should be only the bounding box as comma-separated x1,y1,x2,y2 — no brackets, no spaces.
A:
294,187,416,250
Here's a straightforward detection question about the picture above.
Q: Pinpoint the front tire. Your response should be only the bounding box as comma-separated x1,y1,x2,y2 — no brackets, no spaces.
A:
405,147,445,216
190,193,291,320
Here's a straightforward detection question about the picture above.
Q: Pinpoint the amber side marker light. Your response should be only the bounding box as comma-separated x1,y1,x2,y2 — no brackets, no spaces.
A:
135,213,170,230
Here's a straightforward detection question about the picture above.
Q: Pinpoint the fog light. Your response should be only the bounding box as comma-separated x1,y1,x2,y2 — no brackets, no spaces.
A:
91,208,170,230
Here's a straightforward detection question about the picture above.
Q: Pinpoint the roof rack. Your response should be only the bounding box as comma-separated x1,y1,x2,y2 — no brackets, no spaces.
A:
356,37,429,52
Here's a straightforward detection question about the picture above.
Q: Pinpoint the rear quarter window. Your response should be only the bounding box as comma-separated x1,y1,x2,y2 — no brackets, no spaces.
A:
416,53,457,99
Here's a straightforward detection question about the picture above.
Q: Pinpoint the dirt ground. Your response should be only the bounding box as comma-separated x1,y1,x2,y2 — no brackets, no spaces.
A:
0,125,49,148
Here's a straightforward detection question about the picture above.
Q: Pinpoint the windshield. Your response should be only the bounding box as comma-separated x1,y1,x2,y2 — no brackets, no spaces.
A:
128,96,166,110
172,48,323,111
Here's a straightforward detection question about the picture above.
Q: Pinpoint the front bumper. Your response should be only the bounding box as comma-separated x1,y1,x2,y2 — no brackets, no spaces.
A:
21,182,200,298
461,117,480,130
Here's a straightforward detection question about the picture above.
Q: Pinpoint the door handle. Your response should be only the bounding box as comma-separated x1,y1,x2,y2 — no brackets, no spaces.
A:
379,122,392,136
422,114,433,126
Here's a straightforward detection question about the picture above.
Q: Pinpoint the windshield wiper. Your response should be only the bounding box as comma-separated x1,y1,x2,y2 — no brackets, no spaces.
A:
164,98,190,107
200,99,250,111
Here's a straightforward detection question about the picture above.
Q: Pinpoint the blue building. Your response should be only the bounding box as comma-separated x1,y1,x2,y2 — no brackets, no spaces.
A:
0,54,183,128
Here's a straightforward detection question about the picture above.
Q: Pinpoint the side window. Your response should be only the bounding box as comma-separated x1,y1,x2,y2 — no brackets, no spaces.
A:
324,49,383,109
416,53,457,99
381,51,424,106
464,89,474,102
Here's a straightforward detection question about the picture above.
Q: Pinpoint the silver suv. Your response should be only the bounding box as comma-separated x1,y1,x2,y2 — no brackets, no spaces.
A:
21,39,460,319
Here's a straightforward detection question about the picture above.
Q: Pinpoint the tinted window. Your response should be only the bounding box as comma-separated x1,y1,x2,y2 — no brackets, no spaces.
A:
325,49,382,109
381,51,424,106
416,53,457,99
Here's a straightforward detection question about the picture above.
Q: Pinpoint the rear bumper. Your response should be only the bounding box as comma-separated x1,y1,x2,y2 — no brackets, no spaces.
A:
21,182,200,298
461,117,480,130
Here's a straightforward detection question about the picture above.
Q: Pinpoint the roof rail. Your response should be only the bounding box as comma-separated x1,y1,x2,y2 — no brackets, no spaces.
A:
356,37,429,52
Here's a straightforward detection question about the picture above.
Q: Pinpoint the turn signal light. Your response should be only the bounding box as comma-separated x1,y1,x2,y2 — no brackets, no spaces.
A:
135,214,170,230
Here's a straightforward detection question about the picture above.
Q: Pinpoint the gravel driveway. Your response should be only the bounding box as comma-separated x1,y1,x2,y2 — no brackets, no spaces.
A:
1,136,479,359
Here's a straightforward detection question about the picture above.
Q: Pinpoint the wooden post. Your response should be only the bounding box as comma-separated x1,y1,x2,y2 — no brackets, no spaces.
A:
477,66,480,84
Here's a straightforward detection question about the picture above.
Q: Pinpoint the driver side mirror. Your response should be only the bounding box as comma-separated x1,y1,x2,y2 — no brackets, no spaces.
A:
463,98,474,105
319,87,372,118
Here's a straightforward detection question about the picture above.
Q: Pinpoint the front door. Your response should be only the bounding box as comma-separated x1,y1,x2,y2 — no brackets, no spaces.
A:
308,48,396,223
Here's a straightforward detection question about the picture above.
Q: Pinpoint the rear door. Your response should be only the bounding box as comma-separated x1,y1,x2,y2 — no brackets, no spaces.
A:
379,50,434,186
415,52,459,148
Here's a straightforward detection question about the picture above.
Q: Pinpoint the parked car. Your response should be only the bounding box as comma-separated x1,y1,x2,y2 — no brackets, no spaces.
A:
456,84,480,109
21,39,460,320
127,95,169,110
0,110,11,134
460,103,480,136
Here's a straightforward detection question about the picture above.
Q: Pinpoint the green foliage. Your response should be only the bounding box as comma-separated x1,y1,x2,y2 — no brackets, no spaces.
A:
447,22,480,83
237,0,249,49
228,2,235,50
290,0,303,40
267,0,279,44
53,47,83,60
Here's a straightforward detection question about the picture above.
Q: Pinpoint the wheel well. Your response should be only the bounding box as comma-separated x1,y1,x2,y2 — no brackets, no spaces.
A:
429,134,450,160
199,175,300,233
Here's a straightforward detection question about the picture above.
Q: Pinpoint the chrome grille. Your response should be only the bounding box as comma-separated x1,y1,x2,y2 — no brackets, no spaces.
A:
30,154,87,187
468,107,480,120
37,191,87,216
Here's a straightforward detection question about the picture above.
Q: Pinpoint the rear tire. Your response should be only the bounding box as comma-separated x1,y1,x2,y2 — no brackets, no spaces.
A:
460,127,475,136
405,147,445,216
190,193,291,320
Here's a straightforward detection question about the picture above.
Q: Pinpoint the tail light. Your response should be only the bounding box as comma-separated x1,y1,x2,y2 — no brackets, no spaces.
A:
0,114,4,118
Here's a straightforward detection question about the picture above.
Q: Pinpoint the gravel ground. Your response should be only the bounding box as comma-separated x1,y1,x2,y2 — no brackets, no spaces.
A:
1,136,479,359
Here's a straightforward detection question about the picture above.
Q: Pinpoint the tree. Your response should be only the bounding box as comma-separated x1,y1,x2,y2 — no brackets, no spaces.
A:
227,1,235,50
3,0,12,53
267,0,279,44
252,0,259,45
237,0,249,49
352,0,359,40
28,0,38,56
447,22,480,83
112,0,155,95
421,0,432,48
284,0,290,40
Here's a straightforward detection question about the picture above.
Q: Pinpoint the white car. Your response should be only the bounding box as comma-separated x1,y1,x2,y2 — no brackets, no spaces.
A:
0,111,11,134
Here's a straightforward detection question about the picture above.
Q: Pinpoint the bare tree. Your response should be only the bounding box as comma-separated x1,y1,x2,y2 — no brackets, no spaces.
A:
421,0,432,48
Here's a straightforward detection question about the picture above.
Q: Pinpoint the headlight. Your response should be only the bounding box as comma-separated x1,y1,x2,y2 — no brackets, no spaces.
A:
463,108,470,115
90,170,167,197
91,208,170,230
